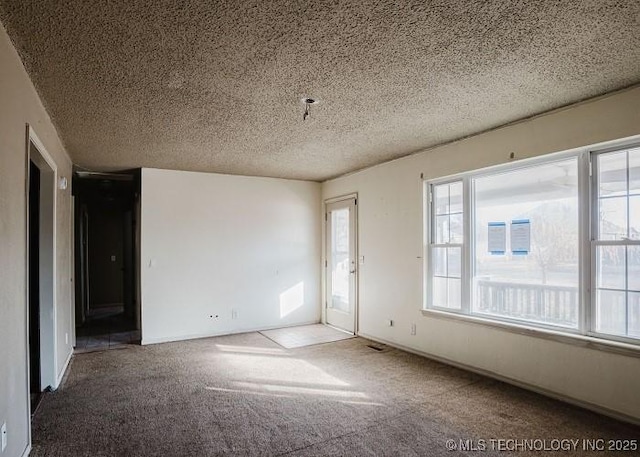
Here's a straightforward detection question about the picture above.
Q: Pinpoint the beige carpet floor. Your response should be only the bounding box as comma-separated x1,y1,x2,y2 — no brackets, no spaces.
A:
31,332,639,456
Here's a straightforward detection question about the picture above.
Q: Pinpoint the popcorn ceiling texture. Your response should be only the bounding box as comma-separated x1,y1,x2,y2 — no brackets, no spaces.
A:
0,1,639,181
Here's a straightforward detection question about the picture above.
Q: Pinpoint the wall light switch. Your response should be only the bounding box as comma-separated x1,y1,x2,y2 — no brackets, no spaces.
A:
359,256,365,265
411,323,416,335
110,255,116,262
1,422,7,452
65,333,69,345
231,309,238,319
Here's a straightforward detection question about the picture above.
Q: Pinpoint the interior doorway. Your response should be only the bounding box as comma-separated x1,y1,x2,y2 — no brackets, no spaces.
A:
28,160,41,414
73,171,141,351
325,196,358,334
27,132,57,414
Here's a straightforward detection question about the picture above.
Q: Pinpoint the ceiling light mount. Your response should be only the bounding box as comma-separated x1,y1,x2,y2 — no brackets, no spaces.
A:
301,97,319,121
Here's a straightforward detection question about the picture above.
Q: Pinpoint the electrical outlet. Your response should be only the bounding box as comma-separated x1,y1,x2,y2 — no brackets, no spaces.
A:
411,323,416,335
1,422,7,452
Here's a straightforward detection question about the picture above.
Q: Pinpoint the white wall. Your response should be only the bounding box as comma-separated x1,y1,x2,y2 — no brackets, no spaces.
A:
0,22,74,457
141,168,321,344
322,86,640,422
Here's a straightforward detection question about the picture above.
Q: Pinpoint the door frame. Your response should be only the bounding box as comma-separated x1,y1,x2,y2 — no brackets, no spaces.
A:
323,193,358,334
25,125,58,416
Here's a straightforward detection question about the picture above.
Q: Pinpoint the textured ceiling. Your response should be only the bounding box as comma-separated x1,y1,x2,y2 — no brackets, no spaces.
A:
1,1,639,181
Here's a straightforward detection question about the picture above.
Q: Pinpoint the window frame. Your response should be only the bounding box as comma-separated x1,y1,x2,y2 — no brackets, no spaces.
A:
425,178,469,314
589,145,640,345
470,155,584,333
423,140,640,348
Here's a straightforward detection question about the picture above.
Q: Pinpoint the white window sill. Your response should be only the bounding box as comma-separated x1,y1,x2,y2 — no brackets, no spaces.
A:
421,308,640,359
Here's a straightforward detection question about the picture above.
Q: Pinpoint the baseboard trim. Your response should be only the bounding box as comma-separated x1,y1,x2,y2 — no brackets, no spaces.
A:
141,319,321,345
21,443,31,457
357,332,640,427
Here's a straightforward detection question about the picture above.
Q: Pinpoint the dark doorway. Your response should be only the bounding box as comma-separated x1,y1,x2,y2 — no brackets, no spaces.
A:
73,171,140,351
28,160,41,414
27,134,56,410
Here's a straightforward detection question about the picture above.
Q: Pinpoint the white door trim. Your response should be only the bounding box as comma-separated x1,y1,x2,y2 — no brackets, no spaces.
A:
25,124,59,405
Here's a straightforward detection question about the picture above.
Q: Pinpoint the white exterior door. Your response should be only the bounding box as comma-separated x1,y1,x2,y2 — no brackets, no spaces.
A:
325,197,357,333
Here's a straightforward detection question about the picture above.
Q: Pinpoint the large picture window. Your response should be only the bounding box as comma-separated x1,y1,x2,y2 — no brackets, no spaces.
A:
473,158,580,328
425,143,640,345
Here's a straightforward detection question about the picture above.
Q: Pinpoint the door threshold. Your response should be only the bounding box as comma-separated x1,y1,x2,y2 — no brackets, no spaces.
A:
324,323,355,336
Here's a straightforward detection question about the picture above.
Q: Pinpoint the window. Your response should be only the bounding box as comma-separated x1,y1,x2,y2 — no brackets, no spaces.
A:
428,181,464,310
425,143,640,345
473,159,580,328
593,147,640,339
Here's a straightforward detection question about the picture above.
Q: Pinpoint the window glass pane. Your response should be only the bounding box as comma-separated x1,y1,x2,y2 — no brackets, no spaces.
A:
630,196,640,240
449,181,463,214
473,158,579,328
599,197,627,240
432,278,462,310
433,182,463,244
598,151,627,197
447,279,462,309
597,245,626,290
431,248,461,309
330,208,350,312
448,247,461,278
449,213,463,243
435,215,449,243
629,148,640,195
629,292,640,339
595,290,626,336
434,184,450,215
629,246,640,292
432,277,448,308
433,247,447,277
